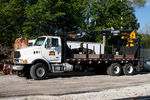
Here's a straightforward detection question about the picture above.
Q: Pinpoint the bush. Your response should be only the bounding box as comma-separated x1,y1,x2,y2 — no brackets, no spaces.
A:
0,44,13,64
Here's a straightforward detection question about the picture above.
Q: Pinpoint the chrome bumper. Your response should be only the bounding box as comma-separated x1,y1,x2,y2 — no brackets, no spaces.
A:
12,65,24,71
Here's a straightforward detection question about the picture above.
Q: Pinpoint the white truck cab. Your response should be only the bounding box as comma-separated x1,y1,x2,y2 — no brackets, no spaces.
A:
14,36,62,64
13,36,66,80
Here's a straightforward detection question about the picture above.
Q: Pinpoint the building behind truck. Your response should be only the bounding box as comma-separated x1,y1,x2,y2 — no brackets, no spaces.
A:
12,30,142,80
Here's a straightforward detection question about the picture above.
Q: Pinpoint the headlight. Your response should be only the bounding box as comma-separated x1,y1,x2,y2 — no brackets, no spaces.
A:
15,59,28,64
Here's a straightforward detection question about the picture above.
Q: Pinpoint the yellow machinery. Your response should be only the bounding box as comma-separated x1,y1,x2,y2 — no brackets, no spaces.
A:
121,30,136,47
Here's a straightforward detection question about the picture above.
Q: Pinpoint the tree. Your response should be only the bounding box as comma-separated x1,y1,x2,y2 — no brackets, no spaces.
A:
138,24,150,48
0,0,147,47
23,0,65,38
87,0,140,31
23,0,88,39
0,0,25,46
56,0,89,32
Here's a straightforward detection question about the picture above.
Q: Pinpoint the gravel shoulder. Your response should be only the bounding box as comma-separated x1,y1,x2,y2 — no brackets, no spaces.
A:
0,72,150,99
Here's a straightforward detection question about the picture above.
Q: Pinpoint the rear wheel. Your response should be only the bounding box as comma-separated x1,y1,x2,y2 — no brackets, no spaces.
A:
108,63,122,76
123,63,134,75
30,63,47,80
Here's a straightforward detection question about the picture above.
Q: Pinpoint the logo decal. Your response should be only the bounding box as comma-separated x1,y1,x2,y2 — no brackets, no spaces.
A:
49,51,55,55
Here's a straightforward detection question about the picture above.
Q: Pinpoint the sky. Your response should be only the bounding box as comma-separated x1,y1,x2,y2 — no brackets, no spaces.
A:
135,0,150,33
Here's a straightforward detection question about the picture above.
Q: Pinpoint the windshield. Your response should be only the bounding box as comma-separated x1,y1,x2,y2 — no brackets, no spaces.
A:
34,37,46,46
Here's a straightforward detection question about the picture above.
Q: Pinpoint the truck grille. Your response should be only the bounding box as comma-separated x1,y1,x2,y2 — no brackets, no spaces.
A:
14,51,21,58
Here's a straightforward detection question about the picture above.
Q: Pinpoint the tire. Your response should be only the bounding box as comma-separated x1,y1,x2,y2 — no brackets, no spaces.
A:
109,63,122,76
30,63,47,80
123,63,134,75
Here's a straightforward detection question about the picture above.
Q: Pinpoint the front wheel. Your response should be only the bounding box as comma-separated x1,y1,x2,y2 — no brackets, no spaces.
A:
30,63,47,80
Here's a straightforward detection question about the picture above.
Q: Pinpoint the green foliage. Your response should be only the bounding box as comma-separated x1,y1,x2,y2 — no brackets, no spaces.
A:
0,0,147,48
22,0,88,39
138,33,150,48
87,0,140,31
0,0,25,47
23,0,65,36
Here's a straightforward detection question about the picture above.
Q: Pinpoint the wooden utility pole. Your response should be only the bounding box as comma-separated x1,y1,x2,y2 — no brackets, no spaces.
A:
103,36,106,54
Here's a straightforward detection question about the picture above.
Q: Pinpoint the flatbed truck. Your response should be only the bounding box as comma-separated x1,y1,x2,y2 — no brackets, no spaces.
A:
12,30,142,80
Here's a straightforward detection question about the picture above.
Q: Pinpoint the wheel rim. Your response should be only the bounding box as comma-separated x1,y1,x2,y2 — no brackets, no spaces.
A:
127,66,133,73
114,66,120,74
36,67,45,77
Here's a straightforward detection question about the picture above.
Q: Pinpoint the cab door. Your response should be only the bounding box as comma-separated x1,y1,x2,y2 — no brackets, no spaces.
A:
42,37,61,63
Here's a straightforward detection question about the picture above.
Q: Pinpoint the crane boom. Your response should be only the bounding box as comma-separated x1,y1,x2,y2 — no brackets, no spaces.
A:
67,30,137,47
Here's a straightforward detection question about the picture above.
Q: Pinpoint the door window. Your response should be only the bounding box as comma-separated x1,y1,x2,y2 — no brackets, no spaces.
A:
52,38,58,47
